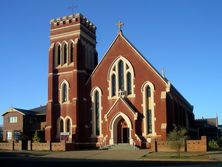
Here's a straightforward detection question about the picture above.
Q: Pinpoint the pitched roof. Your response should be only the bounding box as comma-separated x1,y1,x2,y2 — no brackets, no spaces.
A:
2,105,46,116
86,32,168,85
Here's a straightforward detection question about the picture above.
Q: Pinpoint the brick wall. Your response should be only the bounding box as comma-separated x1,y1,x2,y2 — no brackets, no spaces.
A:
186,136,207,152
151,136,207,153
156,141,185,152
0,141,22,150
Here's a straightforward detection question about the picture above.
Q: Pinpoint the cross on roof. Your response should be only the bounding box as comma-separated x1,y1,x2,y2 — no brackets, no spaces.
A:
67,4,78,13
117,21,124,33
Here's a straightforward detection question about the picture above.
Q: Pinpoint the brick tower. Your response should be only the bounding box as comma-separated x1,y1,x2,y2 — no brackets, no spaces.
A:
45,13,97,143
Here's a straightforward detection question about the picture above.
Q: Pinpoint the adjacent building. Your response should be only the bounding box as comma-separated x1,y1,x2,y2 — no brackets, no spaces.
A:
2,106,46,141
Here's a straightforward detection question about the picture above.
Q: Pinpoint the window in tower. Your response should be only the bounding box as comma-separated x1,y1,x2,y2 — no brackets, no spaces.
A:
63,42,68,65
60,80,69,104
70,43,73,63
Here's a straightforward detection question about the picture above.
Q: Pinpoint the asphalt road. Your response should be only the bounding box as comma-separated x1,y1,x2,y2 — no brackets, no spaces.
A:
0,157,222,167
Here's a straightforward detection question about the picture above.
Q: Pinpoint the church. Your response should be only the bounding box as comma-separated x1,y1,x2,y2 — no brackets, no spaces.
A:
45,13,195,148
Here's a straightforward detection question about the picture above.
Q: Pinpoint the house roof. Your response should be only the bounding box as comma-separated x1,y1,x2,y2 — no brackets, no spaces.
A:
2,105,46,116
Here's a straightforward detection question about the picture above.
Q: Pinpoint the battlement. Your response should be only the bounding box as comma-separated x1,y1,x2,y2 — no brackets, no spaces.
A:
50,13,96,33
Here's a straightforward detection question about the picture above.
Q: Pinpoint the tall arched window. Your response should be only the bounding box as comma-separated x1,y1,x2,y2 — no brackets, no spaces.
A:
108,57,135,98
63,42,68,64
127,72,132,95
145,85,152,134
111,74,116,97
95,91,100,136
91,87,102,137
142,81,155,136
60,80,69,103
66,119,71,132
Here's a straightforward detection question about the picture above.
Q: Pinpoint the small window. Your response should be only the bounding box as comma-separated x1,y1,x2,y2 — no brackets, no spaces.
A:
9,116,17,123
14,131,21,141
6,131,12,140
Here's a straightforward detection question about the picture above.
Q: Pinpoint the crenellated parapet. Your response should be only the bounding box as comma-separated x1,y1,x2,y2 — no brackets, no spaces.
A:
50,13,96,34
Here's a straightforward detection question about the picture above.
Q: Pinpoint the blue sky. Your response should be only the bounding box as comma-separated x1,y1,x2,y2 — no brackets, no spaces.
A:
0,0,222,125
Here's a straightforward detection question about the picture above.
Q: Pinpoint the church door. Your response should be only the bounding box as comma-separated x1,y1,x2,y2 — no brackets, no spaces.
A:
117,118,129,143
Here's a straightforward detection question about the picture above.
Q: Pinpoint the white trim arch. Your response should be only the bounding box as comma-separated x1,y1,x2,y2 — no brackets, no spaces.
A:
90,87,103,137
108,56,135,99
59,80,70,104
109,112,133,145
141,81,156,137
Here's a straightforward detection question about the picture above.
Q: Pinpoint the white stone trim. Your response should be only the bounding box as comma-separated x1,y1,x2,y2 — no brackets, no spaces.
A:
141,81,156,136
90,87,103,137
109,112,133,145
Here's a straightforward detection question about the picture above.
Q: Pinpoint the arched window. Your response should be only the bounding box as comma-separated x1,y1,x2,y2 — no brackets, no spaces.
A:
60,80,69,103
66,119,71,132
142,81,155,136
108,57,135,98
95,91,100,136
111,74,116,97
118,60,124,91
62,83,67,102
63,42,68,64
91,87,102,137
145,85,152,134
60,119,64,133
54,43,61,67
127,72,132,95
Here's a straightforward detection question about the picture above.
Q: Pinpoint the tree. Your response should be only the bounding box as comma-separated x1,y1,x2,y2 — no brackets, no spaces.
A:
167,126,188,158
32,130,41,143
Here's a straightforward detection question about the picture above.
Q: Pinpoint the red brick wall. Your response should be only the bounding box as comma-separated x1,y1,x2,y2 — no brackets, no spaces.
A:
186,136,207,152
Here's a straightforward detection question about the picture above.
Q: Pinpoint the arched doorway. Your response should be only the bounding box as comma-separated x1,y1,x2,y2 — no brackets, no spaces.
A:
117,118,129,143
110,112,133,145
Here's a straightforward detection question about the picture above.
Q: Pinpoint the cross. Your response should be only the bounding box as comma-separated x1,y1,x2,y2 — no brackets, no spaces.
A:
117,21,124,33
161,68,165,78
67,4,78,13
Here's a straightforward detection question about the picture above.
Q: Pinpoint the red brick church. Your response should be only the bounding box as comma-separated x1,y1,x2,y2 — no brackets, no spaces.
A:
45,13,195,148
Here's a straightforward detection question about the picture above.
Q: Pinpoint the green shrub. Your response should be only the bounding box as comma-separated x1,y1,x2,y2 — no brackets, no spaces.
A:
32,130,41,143
208,139,219,150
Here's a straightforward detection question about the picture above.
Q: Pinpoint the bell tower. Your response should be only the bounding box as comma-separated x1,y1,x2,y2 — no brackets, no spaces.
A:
45,13,97,142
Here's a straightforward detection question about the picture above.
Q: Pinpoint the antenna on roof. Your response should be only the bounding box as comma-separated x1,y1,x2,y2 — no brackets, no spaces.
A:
67,0,78,14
